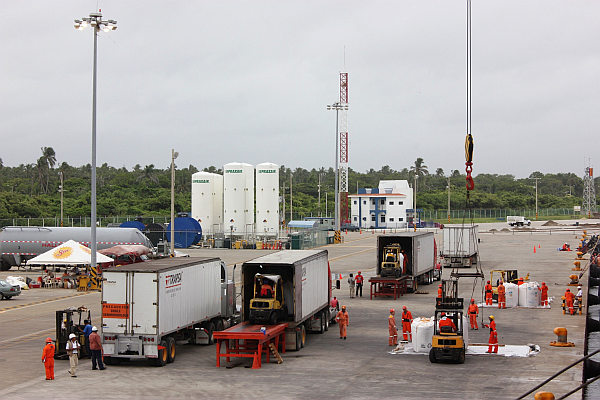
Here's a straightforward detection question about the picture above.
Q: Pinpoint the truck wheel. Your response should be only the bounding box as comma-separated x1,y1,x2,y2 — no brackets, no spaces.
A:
429,349,437,363
166,337,176,363
155,340,168,367
206,322,215,345
269,312,278,325
318,313,326,334
295,330,302,351
215,319,224,332
104,356,113,365
300,325,306,348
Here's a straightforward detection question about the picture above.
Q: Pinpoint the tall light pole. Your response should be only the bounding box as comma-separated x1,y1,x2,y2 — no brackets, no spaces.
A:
414,175,418,232
327,102,348,233
74,11,117,268
289,172,293,222
447,176,451,223
317,173,322,218
532,177,541,220
170,149,179,256
59,171,64,227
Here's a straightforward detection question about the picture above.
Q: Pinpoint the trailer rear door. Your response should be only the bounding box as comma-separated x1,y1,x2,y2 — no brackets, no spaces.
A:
102,271,129,334
131,273,158,335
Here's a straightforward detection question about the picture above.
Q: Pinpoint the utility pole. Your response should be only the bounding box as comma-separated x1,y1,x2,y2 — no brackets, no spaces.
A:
447,176,451,223
290,172,293,222
318,174,322,218
414,175,418,232
532,177,541,220
282,181,286,226
170,149,178,256
59,171,64,227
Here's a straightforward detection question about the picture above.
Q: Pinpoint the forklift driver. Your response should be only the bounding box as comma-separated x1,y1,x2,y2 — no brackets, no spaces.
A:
439,312,457,333
260,280,273,298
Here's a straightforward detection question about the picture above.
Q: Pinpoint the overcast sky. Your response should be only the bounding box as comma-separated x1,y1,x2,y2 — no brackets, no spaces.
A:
1,1,598,178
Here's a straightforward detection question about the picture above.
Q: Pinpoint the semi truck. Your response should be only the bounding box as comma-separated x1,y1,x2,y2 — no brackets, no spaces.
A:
376,232,437,286
242,250,331,351
0,226,154,270
101,257,237,366
441,225,479,268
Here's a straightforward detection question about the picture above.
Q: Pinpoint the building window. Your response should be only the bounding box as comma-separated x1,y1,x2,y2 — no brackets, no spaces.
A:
380,199,385,205
389,218,394,222
380,215,385,223
389,201,394,205
363,200,367,205
353,200,357,205
399,201,403,205
371,215,376,222
398,217,404,221
371,199,375,205
362,217,366,221
354,217,357,221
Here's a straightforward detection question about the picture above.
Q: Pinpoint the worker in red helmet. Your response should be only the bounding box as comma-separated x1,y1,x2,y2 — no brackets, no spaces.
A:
438,312,457,332
42,337,55,380
336,305,349,340
484,316,498,353
388,308,398,346
540,282,549,307
484,280,493,306
401,306,413,341
468,299,479,330
564,288,575,315
355,271,364,297
437,284,443,298
497,281,506,309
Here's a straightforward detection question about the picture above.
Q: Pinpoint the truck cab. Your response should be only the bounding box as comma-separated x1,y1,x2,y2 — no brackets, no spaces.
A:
249,274,285,325
380,244,405,278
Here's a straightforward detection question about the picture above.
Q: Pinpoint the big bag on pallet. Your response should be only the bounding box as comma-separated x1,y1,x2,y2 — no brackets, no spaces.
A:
411,317,434,353
504,282,519,308
518,281,541,307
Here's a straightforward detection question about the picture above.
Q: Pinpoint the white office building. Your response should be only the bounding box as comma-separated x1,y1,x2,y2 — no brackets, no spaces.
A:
349,180,413,229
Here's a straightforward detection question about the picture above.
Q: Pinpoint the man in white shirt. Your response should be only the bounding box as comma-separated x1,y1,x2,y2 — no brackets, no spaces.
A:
66,333,80,377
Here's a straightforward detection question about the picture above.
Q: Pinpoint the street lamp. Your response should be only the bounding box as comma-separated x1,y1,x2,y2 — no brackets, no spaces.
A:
326,102,348,234
170,149,179,257
58,171,64,227
74,10,117,269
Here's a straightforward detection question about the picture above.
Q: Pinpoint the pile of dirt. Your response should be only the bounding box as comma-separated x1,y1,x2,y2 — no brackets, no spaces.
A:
489,228,498,232
501,228,511,232
542,220,560,226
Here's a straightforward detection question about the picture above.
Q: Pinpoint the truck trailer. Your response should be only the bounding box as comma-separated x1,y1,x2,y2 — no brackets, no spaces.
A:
441,225,479,268
101,257,236,366
0,226,154,270
376,232,437,286
241,250,331,351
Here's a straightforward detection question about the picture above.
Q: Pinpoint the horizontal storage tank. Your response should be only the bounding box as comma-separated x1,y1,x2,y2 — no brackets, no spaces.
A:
165,217,202,248
119,221,146,231
191,172,223,236
256,162,279,237
223,163,254,236
518,282,541,307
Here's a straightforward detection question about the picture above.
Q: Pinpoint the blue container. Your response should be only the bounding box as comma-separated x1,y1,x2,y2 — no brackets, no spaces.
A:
119,220,146,231
165,217,203,248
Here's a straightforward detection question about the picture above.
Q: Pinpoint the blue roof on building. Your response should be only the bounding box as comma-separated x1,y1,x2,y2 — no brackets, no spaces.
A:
288,220,317,228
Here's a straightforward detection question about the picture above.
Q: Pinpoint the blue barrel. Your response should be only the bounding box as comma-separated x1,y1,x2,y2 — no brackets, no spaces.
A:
165,217,203,248
120,220,146,231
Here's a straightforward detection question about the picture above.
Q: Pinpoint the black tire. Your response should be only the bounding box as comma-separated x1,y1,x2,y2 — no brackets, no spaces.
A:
166,336,176,363
0,261,11,271
104,356,113,365
295,330,302,351
206,322,215,345
269,312,278,325
318,313,325,334
458,349,465,364
300,325,306,348
429,349,437,363
154,340,168,367
0,294,4,300
324,312,330,331
215,319,224,332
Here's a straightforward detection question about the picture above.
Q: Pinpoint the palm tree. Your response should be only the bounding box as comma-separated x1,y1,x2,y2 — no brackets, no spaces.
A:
137,164,159,185
410,158,429,178
41,147,56,169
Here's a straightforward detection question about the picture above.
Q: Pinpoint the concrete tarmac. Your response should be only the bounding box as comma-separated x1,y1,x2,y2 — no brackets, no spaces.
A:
0,224,591,399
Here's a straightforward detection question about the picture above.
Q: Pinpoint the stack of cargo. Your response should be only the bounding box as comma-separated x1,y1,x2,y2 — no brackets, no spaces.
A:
518,282,541,307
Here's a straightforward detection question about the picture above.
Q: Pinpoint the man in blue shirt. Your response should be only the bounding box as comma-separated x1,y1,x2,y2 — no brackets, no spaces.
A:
82,320,92,357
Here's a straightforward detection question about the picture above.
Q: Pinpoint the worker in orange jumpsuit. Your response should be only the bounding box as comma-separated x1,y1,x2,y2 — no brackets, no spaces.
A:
42,337,55,380
437,284,443,298
260,282,273,297
540,282,549,307
468,299,479,330
336,305,349,340
484,315,498,353
564,289,575,315
401,250,408,274
401,306,413,341
388,308,398,346
484,281,493,305
497,281,506,309
438,312,457,332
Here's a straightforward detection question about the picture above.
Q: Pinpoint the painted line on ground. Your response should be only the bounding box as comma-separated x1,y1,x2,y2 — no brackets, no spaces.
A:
329,247,376,262
0,292,96,314
0,328,55,345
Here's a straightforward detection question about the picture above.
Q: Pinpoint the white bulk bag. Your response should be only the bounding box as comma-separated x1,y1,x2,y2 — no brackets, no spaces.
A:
411,317,434,353
518,282,541,307
504,282,519,308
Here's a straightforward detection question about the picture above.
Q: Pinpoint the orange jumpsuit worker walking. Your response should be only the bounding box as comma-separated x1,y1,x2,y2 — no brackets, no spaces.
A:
42,337,55,380
388,308,398,346
540,282,549,307
336,305,349,340
497,281,506,309
564,289,575,315
485,281,493,305
468,299,479,330
401,306,413,341
437,284,443,298
484,315,498,353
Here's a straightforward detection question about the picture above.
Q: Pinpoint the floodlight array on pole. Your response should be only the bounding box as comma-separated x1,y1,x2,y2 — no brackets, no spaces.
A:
327,102,348,235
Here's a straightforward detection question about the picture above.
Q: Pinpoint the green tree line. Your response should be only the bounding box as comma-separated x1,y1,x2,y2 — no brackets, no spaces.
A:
0,150,594,220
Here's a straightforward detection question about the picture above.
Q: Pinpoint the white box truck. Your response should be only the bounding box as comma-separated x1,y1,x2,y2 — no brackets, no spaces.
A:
376,232,437,285
101,257,237,366
441,225,479,268
507,216,531,227
241,250,331,351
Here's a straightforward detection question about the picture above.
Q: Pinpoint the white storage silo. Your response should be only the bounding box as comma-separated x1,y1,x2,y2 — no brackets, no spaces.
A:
223,162,254,236
191,172,223,236
256,162,279,237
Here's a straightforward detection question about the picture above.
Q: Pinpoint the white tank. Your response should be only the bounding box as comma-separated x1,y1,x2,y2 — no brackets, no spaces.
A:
411,317,434,353
223,163,254,236
504,282,519,308
191,172,223,236
518,282,541,307
256,163,279,237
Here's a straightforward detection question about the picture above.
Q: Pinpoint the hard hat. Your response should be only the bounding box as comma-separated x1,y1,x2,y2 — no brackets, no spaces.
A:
441,312,446,316
402,306,407,310
69,333,76,339
487,280,490,284
566,289,570,292
542,282,545,285
92,326,98,332
471,298,475,303
390,308,395,313
578,286,582,289
489,315,495,320
438,284,442,287
358,271,361,274
46,337,53,343
342,305,346,309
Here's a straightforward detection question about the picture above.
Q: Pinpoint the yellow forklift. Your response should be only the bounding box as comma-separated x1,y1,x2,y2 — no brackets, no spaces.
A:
490,270,529,301
430,280,465,363
55,307,91,359
380,244,404,277
248,274,286,325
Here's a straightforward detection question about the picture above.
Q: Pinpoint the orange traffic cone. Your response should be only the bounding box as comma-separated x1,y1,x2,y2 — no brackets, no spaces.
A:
372,230,374,235
360,230,362,234
533,246,536,254
538,244,541,248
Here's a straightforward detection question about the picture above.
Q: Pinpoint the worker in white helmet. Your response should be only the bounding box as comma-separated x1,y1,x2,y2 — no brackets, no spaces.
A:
66,333,81,377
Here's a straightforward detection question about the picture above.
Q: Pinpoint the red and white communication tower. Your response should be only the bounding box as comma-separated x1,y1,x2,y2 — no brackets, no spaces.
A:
339,72,349,224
